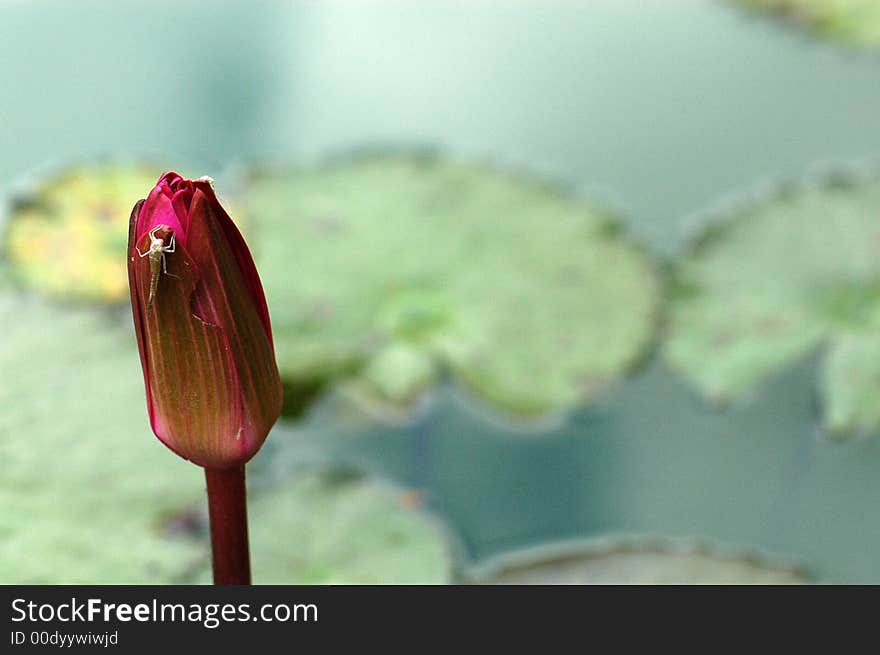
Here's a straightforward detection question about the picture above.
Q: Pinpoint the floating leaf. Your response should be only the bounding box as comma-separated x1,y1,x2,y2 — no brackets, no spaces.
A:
666,168,880,436
0,290,453,583
821,334,880,436
4,162,166,303
466,539,806,584
3,162,245,305
735,0,880,49
0,292,205,583
232,472,451,584
246,153,659,418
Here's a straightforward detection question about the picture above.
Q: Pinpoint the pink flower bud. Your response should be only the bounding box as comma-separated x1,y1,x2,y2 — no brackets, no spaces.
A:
127,172,282,469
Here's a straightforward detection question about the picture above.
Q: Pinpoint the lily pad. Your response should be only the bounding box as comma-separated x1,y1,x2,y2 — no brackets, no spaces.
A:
666,168,880,436
734,0,880,49
0,291,206,583
2,162,246,305
3,162,167,303
246,153,659,419
820,334,880,436
225,472,451,584
0,289,453,583
465,539,807,584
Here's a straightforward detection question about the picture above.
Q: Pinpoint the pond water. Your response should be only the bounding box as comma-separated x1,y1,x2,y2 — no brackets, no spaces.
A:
3,0,880,582
294,353,880,583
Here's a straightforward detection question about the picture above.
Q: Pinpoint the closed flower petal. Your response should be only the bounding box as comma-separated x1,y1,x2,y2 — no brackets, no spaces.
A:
127,173,282,469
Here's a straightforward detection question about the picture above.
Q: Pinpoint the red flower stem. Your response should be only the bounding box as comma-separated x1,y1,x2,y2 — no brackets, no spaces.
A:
205,465,252,585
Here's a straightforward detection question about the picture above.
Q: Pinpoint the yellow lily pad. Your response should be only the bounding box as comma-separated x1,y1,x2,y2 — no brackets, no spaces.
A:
3,162,245,305
4,162,166,303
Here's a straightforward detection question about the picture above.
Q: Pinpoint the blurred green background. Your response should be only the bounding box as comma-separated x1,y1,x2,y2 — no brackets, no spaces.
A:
2,0,880,583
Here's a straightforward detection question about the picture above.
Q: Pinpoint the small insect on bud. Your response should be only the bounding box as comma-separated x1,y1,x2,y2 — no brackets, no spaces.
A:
127,173,283,469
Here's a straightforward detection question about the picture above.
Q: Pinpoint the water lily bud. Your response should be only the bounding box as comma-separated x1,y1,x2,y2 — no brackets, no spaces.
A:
127,172,283,469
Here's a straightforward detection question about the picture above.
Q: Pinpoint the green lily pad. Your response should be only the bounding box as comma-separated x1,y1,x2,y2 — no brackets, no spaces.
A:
466,539,807,584
821,334,880,435
0,290,453,583
734,0,880,49
0,291,206,583
0,166,453,582
666,168,880,436
246,153,659,419
226,472,451,584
